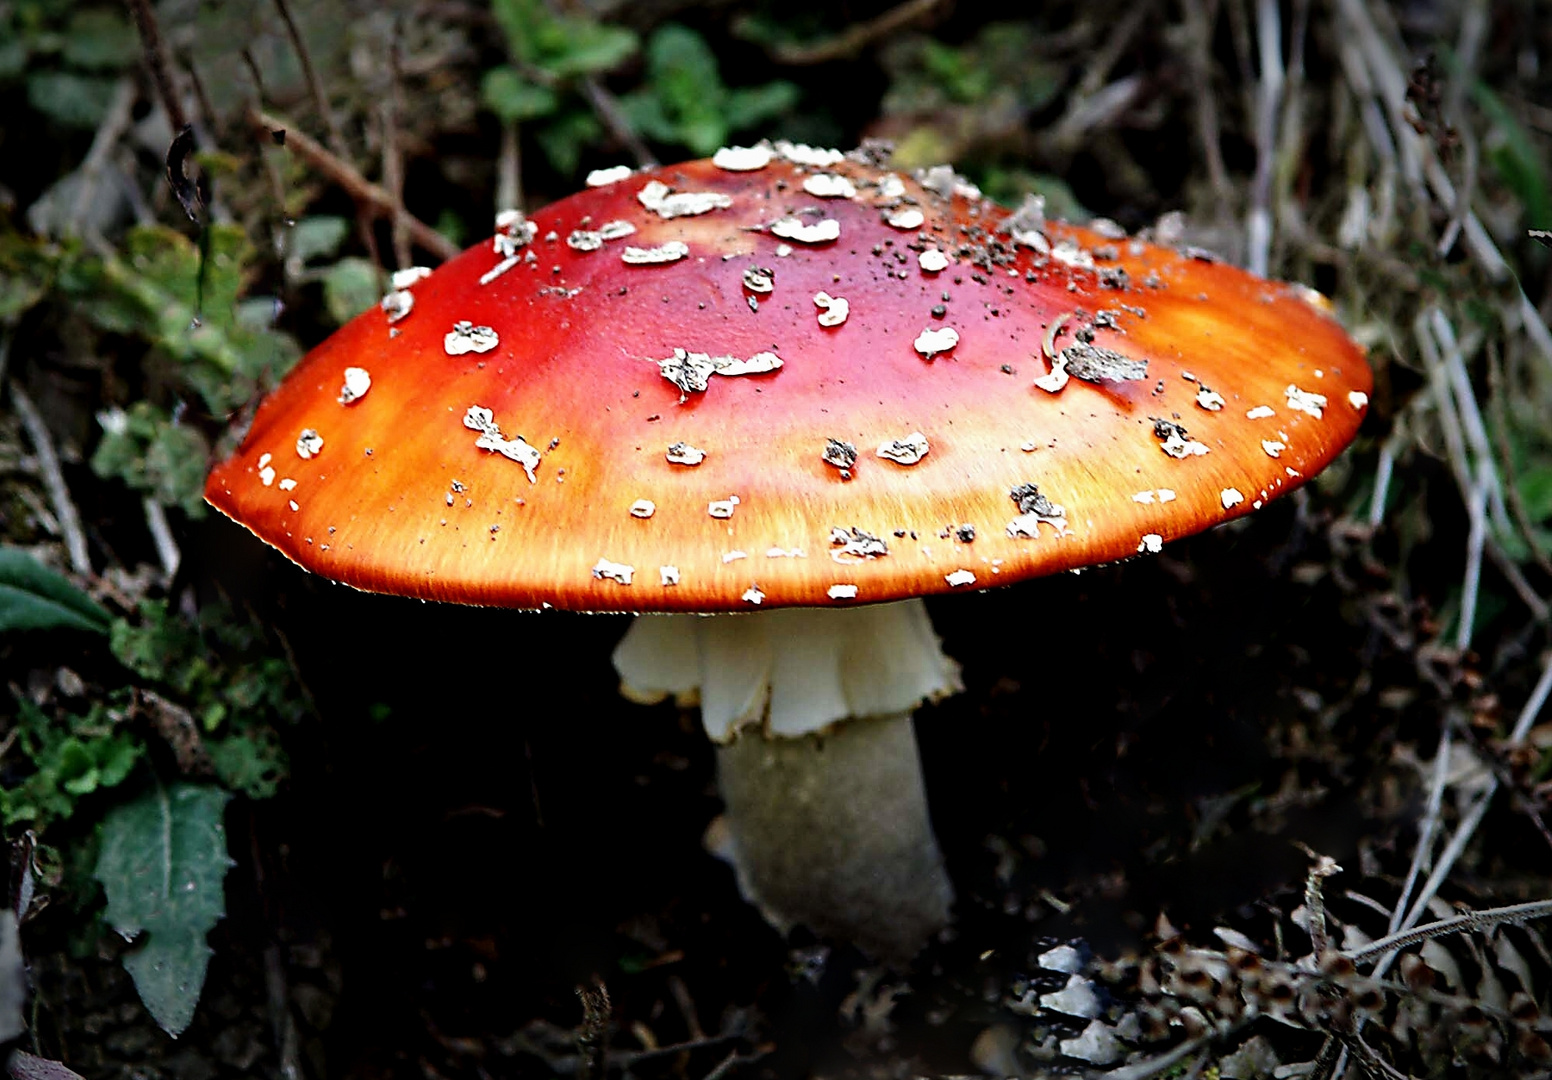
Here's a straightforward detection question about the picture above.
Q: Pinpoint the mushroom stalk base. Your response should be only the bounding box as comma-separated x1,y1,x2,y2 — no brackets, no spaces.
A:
712,711,952,962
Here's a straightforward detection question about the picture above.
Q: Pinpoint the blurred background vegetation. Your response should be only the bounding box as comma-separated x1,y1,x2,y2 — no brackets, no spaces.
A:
2,0,1552,1077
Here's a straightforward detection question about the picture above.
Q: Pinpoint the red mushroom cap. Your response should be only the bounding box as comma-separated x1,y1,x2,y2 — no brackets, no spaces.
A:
206,144,1371,612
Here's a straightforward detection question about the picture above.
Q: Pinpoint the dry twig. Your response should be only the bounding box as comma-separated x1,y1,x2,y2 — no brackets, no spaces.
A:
245,106,459,262
7,380,90,577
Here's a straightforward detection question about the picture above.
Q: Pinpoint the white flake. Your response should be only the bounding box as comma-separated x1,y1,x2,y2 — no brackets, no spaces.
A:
913,326,959,358
1050,240,1095,269
637,180,733,219
918,249,949,273
1349,390,1370,409
296,429,324,459
1221,487,1245,509
622,241,690,265
257,452,272,469
813,292,850,327
259,466,276,487
479,256,520,286
827,584,858,600
338,367,371,405
945,569,976,588
445,321,499,356
1246,405,1276,419
1195,387,1225,411
629,499,656,518
765,547,805,558
712,144,772,171
1158,489,1176,502
659,565,680,586
770,217,841,244
742,585,766,605
885,207,924,230
666,442,707,466
656,349,782,397
567,229,605,252
288,500,299,512
586,165,633,187
877,432,929,465
391,266,432,290
381,290,414,322
1138,533,1163,554
773,141,844,167
592,558,634,585
278,477,297,491
1262,440,1286,457
1285,384,1328,418
722,550,747,563
708,496,740,519
463,404,540,482
598,220,636,240
829,527,888,561
1159,433,1209,458
875,174,906,199
802,173,856,199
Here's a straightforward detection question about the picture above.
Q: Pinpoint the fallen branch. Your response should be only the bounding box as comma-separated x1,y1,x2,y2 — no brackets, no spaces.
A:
246,106,460,263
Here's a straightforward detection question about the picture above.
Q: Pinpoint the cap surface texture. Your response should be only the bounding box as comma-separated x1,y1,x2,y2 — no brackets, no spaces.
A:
206,147,1372,612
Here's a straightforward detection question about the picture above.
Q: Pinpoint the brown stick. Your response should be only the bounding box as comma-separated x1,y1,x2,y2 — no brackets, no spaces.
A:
122,0,187,133
246,106,460,262
769,0,947,64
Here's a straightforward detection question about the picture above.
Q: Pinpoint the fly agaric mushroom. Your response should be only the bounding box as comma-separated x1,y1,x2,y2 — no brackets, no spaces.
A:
206,142,1371,960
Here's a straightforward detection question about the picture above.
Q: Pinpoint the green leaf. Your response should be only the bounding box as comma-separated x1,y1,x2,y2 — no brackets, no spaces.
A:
540,21,636,78
95,784,234,1036
0,548,110,634
322,257,380,326
26,71,118,128
481,68,558,123
207,729,287,800
62,8,139,69
286,217,350,265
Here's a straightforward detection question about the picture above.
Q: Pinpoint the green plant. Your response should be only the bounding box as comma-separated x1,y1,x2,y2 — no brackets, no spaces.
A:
619,24,798,157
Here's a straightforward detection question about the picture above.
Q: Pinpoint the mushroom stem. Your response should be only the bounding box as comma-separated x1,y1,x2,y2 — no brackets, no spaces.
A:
613,599,960,959
712,709,953,960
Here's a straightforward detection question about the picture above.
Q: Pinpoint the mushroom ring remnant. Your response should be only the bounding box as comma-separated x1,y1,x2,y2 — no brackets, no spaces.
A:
206,144,1371,958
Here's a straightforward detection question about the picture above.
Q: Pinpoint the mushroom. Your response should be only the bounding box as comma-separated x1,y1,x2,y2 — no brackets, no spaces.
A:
206,144,1371,960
